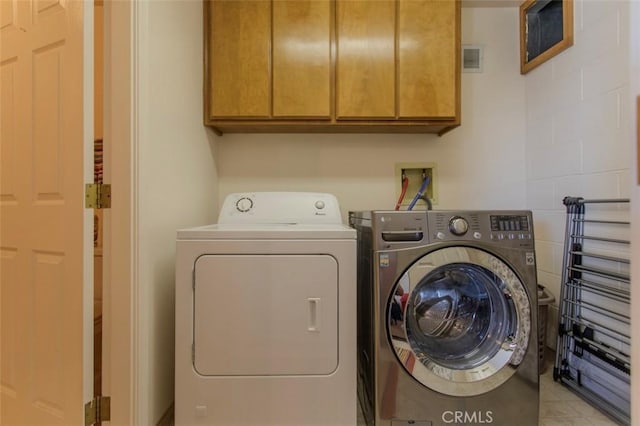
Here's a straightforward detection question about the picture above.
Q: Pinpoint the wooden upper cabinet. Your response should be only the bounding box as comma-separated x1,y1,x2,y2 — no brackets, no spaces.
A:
336,0,395,119
206,0,331,120
273,0,331,118
204,0,460,134
208,1,270,118
336,0,458,121
398,0,457,119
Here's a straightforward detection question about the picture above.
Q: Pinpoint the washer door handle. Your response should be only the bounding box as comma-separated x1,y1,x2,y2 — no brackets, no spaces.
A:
308,298,320,332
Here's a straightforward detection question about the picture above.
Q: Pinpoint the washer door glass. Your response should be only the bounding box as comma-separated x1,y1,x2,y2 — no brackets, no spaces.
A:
388,246,531,396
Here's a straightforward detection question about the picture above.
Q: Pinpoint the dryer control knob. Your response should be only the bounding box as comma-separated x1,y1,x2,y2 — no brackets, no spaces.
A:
449,216,469,236
235,197,254,213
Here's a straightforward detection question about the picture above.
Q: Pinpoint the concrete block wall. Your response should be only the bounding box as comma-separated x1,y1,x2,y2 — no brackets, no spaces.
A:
524,0,631,348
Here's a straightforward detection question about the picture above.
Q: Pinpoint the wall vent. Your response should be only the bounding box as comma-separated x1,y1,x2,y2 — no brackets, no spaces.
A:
462,45,483,73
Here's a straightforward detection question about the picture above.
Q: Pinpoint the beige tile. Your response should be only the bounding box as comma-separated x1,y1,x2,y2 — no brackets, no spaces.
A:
540,419,588,426
538,349,622,426
565,400,613,419
584,418,620,426
540,381,581,402
539,401,583,419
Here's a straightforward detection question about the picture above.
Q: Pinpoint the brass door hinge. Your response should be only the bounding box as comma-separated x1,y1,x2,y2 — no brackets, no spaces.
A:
85,183,111,209
85,396,111,425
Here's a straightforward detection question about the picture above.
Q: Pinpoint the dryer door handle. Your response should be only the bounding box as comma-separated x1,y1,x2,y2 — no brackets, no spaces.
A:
308,298,320,332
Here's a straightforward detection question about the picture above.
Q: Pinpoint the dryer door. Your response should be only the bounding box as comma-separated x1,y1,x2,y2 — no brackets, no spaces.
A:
193,254,338,376
388,246,531,396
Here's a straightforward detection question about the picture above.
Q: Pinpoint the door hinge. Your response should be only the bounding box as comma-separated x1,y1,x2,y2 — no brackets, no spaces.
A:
84,396,111,425
85,183,111,209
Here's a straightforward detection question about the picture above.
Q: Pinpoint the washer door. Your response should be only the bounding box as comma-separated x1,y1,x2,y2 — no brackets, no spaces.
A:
388,246,531,396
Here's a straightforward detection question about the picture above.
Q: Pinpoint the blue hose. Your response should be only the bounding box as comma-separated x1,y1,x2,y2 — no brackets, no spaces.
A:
407,176,430,211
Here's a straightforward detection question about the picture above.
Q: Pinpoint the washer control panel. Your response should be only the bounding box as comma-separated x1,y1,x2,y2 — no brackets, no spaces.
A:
218,192,342,224
352,210,535,250
428,211,534,248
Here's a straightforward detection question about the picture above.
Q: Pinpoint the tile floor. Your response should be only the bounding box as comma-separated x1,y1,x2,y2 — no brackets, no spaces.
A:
538,352,619,426
170,350,622,425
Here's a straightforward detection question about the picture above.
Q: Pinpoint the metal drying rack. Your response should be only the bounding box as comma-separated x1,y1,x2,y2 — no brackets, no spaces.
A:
554,196,631,425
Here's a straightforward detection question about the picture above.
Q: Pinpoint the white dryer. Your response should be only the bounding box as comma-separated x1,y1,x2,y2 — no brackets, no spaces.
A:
175,192,356,426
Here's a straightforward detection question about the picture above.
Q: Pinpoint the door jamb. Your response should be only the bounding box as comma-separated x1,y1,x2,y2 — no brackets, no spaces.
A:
102,0,138,423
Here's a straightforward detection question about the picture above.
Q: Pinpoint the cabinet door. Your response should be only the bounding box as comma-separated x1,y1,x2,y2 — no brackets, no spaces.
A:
398,0,458,119
273,0,331,118
336,0,395,119
208,0,270,118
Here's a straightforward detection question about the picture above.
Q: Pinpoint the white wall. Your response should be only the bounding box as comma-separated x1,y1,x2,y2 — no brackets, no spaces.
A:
126,1,640,423
523,0,632,348
132,6,528,423
216,7,527,218
136,1,218,423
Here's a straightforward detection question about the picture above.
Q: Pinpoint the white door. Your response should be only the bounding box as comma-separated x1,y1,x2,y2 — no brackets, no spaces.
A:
1,0,94,424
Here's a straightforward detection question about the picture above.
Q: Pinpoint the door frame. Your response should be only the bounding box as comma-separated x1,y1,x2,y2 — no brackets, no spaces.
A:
102,0,137,423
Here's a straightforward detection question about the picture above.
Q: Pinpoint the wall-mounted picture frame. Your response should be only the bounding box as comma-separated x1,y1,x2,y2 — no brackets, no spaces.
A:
520,0,573,74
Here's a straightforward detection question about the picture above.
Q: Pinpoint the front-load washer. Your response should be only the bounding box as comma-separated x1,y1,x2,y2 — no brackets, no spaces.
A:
175,192,356,425
349,210,539,426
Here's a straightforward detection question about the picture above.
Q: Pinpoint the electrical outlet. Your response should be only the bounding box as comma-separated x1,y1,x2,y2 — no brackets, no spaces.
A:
394,162,437,209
